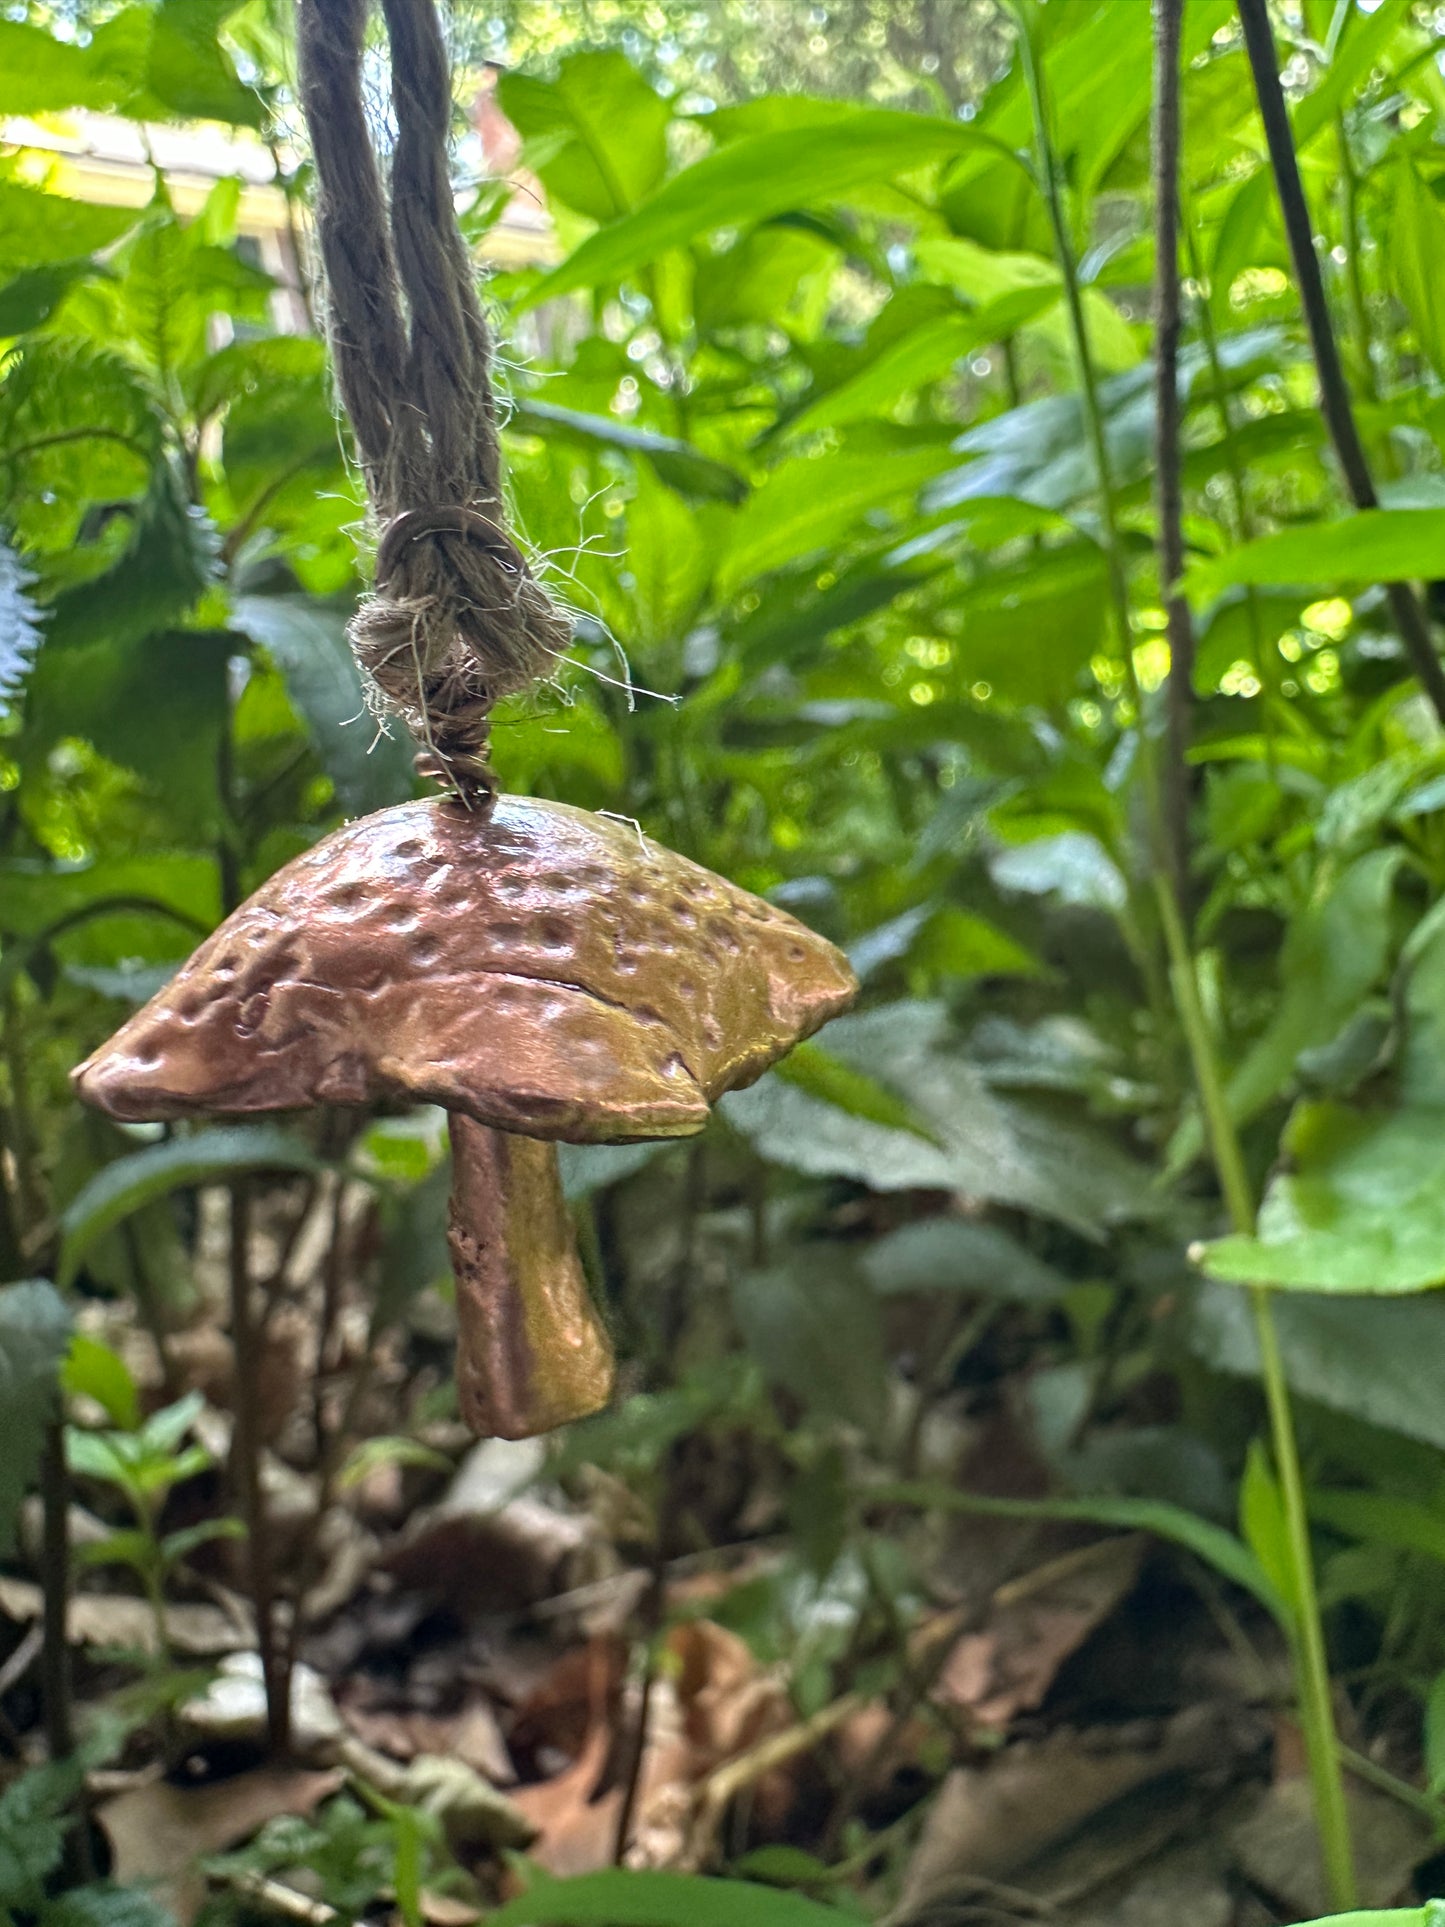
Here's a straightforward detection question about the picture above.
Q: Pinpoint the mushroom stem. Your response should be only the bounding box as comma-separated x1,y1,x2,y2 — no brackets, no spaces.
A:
447,1113,615,1439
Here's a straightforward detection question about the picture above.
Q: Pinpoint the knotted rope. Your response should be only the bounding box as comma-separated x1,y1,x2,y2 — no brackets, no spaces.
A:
295,0,569,805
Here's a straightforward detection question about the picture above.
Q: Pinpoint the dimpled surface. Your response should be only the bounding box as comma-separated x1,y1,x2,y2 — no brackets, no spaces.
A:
73,795,858,1142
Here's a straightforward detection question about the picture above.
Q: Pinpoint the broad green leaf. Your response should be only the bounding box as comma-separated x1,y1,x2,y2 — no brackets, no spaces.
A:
990,832,1127,913
499,51,672,220
231,595,415,814
724,1003,1148,1239
732,1255,889,1435
862,1217,1066,1302
782,313,990,441
1224,849,1401,1130
874,1477,1282,1619
63,1335,141,1432
1199,1098,1445,1294
1391,161,1445,383
0,21,119,113
489,1872,855,1926
40,463,219,658
928,330,1279,516
0,1283,71,1560
774,1041,938,1142
0,261,107,335
946,544,1108,703
1185,509,1445,600
1311,1488,1445,1569
1190,1279,1445,1453
24,625,231,815
59,1126,323,1287
0,184,138,278
145,0,260,126
511,398,747,503
521,112,1023,308
717,446,954,598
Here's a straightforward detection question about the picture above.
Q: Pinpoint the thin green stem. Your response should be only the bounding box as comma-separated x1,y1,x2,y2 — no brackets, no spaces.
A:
1157,878,1356,1908
1016,11,1135,694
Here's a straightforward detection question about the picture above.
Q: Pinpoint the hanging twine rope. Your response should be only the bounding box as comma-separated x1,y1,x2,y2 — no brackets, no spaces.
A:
295,0,570,805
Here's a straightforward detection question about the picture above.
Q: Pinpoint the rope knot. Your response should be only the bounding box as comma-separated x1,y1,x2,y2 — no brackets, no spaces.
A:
297,0,571,810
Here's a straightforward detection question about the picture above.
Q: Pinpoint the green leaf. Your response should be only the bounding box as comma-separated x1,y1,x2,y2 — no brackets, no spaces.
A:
1189,1281,1445,1454
1238,1440,1297,1624
230,595,415,814
63,1334,141,1431
0,1755,84,1909
773,1041,938,1142
499,51,672,220
717,446,954,598
732,1255,889,1435
862,1217,1066,1302
0,260,107,335
874,1477,1282,1619
146,0,261,126
44,1882,177,1927
723,1003,1149,1239
488,1871,856,1927
1199,1098,1445,1294
1311,1488,1445,1570
0,21,121,114
1224,849,1401,1130
59,1127,323,1287
337,1435,451,1491
0,1282,71,1560
1391,162,1445,383
0,183,138,278
40,463,219,658
1185,509,1445,601
522,112,1023,307
510,399,748,504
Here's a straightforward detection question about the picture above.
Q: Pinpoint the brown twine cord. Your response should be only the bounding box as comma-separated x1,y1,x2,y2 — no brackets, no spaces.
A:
295,0,570,804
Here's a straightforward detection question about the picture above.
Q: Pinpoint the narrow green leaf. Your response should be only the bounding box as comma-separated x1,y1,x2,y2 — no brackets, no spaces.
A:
1185,509,1445,601
1391,161,1445,382
59,1127,323,1287
872,1478,1283,1620
488,1871,856,1927
510,399,748,503
521,113,1023,308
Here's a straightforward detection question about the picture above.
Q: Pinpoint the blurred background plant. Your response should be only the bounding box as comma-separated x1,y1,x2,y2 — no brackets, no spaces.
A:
9,0,1445,1921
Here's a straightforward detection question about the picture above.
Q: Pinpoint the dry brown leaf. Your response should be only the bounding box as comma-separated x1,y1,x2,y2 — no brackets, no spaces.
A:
510,1722,620,1876
0,1576,252,1657
99,1766,343,1925
1229,1773,1431,1919
669,1620,790,1766
934,1535,1146,1730
893,1703,1257,1920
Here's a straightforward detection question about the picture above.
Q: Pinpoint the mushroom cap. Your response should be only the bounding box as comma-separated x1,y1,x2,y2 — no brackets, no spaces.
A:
73,796,857,1142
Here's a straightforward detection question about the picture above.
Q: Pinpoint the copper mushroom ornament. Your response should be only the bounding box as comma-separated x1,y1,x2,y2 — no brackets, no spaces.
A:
73,795,857,1438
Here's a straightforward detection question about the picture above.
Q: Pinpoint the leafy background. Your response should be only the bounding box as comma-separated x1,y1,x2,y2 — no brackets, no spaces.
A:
8,0,1445,1921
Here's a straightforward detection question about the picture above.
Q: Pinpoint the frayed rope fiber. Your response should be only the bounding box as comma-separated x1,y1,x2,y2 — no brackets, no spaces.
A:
296,0,570,804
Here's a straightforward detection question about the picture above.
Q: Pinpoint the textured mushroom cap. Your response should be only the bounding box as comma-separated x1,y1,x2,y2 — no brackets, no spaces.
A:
73,796,857,1142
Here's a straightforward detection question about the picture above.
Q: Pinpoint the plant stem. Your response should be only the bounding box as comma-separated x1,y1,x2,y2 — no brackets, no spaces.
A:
38,1419,73,1762
1152,0,1192,904
228,1179,288,1756
1157,880,1356,1909
1237,0,1445,724
1016,8,1135,689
